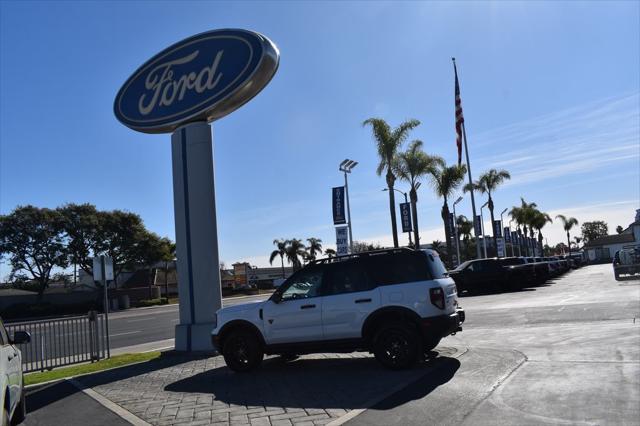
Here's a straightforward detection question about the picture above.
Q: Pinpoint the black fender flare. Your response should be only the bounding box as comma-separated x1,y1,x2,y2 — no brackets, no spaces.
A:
361,306,423,344
217,320,266,350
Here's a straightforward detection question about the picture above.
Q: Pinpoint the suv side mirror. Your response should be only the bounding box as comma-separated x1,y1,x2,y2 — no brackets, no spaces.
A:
271,292,282,304
11,330,30,345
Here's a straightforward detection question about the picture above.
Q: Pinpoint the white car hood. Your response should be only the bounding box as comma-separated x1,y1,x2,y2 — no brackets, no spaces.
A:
218,299,266,315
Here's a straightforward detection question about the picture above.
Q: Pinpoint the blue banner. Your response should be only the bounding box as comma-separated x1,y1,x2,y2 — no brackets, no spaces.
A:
504,227,511,242
400,203,412,232
332,187,346,225
493,220,502,237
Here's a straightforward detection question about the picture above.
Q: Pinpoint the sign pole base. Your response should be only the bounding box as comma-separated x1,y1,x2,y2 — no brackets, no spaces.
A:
171,122,222,351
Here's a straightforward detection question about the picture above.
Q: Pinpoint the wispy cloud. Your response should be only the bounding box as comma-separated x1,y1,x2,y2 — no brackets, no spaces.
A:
472,92,640,187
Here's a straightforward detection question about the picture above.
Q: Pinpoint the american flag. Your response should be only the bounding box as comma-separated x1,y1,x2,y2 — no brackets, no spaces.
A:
453,59,464,166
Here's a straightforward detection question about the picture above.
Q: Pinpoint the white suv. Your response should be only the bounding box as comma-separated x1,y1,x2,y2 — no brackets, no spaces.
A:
211,248,465,371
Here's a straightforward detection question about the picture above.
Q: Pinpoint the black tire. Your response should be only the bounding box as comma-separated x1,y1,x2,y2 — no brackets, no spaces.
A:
222,330,263,372
373,322,421,370
423,336,441,352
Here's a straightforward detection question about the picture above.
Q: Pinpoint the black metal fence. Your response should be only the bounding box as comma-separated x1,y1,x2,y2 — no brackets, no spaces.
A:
6,311,109,373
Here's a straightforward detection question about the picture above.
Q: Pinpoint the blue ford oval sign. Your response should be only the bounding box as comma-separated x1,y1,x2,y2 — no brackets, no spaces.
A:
114,29,279,134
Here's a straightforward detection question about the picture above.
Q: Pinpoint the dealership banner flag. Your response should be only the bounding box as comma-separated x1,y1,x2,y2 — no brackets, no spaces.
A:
400,203,412,232
474,215,482,236
332,186,346,225
493,220,502,237
504,228,511,243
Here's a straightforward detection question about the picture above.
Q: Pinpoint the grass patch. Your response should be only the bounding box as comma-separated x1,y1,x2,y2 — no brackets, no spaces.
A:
24,351,162,386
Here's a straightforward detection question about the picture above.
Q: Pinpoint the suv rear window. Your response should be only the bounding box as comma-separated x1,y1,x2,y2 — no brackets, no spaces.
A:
425,250,448,278
366,252,430,286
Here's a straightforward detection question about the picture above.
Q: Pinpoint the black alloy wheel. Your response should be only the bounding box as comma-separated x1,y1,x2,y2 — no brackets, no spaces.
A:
373,323,420,370
222,330,263,372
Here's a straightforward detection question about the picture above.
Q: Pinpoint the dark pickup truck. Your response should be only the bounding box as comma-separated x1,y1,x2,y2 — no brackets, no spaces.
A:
449,258,530,293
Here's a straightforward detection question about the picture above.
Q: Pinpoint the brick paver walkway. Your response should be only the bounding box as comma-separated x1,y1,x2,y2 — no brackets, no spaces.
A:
76,348,458,426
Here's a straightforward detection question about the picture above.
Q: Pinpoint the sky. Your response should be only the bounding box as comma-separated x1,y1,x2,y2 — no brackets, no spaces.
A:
1,1,639,276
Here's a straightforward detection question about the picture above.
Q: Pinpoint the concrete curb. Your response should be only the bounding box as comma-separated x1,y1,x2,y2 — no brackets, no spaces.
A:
69,378,152,426
326,346,470,426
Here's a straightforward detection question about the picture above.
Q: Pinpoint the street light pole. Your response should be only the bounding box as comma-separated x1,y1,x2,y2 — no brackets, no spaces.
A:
383,188,412,247
499,207,507,258
453,196,463,266
339,159,358,253
480,201,489,258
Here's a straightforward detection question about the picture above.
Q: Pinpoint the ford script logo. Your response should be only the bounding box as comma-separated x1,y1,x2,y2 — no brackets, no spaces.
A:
114,29,279,134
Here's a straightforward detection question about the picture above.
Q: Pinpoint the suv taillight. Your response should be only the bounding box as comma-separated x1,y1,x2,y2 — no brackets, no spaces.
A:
430,287,445,309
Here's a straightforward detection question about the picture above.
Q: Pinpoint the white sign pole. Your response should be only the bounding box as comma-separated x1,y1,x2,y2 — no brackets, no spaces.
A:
172,122,222,351
101,255,111,358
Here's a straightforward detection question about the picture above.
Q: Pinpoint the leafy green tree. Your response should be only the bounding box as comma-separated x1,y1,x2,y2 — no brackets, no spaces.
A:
581,221,608,243
58,203,101,276
616,225,624,234
306,238,323,261
456,215,473,261
464,169,511,246
93,210,159,286
556,215,579,256
269,239,287,278
363,118,420,248
351,241,383,253
394,140,440,248
428,159,467,266
0,206,68,297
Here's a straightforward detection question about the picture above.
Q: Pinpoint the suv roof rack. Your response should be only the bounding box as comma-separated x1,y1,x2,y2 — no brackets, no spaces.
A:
311,247,417,265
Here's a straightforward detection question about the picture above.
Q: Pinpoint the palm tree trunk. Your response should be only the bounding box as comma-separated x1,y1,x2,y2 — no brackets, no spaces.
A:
410,188,419,249
280,255,285,278
386,172,399,248
441,199,453,267
567,231,571,256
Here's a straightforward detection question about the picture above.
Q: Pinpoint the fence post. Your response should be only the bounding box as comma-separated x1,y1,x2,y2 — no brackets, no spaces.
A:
88,310,97,362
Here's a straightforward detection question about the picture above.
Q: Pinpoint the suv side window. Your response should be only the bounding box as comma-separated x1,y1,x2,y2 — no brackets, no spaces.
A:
324,261,370,295
366,252,430,286
280,267,324,300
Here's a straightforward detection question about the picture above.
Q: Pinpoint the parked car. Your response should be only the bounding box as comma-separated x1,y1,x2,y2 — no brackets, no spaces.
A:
449,258,525,293
0,318,30,426
613,246,640,280
211,248,465,372
524,257,550,283
499,257,537,287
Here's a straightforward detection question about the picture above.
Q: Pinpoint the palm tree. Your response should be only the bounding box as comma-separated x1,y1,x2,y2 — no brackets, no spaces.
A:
531,210,553,250
428,159,467,266
324,248,337,258
463,169,511,247
509,198,538,256
269,239,287,278
456,215,473,262
555,215,579,256
431,240,446,253
393,140,440,248
306,237,323,261
284,238,307,271
363,118,421,248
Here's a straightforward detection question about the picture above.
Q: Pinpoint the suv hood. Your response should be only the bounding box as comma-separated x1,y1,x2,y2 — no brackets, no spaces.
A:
217,299,266,315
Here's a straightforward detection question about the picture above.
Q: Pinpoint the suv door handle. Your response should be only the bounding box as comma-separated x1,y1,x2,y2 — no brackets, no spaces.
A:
300,304,316,309
355,298,372,304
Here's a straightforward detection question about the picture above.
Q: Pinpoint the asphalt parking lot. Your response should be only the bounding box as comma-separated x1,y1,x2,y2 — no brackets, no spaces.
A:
24,263,639,426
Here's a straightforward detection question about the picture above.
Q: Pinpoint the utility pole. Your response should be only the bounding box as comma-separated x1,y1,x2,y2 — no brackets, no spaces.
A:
453,196,463,266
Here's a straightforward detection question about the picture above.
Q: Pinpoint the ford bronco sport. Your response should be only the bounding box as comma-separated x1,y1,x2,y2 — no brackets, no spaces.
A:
211,248,465,371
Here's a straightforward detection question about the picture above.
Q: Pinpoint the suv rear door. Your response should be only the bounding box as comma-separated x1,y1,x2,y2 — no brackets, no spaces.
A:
321,260,380,340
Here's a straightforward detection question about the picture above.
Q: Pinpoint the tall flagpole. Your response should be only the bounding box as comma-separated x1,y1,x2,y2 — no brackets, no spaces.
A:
453,58,481,260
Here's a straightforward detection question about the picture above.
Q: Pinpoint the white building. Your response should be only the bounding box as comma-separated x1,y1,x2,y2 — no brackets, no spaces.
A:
584,209,640,262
